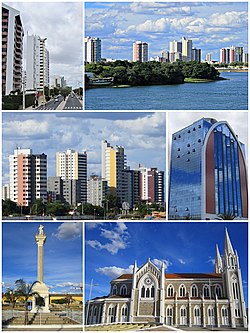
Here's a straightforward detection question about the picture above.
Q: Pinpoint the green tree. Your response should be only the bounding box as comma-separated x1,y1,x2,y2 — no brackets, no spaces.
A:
15,279,41,325
31,199,46,216
2,199,18,216
46,202,70,216
218,212,235,220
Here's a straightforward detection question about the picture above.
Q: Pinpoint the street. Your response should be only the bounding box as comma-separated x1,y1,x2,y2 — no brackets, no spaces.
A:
36,95,64,110
63,94,83,110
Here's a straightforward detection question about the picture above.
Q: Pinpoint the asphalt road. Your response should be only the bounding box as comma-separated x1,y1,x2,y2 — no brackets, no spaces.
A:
63,94,83,110
36,95,64,110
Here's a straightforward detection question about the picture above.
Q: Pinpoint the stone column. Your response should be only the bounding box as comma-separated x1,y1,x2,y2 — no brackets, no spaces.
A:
36,225,46,282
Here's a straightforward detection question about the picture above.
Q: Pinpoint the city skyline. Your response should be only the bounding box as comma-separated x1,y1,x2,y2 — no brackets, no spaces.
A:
3,222,82,294
2,112,166,185
5,2,83,88
85,2,248,61
85,222,248,307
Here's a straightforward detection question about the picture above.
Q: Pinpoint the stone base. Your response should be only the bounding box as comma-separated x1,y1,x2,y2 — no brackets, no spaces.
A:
31,281,50,313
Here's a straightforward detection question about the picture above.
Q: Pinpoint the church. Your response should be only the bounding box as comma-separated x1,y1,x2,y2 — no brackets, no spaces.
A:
86,229,247,329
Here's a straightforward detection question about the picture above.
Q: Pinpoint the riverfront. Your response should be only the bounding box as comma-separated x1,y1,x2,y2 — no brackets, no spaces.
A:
85,72,248,110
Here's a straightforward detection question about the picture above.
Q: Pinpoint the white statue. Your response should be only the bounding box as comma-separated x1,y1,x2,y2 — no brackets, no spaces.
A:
38,225,44,235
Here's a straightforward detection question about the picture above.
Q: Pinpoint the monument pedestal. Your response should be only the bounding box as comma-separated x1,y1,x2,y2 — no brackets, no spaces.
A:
31,281,50,313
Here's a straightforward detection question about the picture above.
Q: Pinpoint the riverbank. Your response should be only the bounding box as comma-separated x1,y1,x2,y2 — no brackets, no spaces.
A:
184,76,228,83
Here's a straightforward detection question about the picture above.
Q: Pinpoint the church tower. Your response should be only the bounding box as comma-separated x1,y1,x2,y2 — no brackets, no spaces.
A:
222,228,247,328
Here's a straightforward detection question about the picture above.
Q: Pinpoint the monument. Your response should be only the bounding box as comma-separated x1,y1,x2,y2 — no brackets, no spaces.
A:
31,224,50,313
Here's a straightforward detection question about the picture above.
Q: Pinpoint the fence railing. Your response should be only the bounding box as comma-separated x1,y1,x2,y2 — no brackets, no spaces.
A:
2,310,24,322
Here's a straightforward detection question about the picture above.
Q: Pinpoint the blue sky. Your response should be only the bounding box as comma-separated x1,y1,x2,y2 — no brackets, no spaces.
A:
85,2,248,61
85,222,248,306
2,112,166,185
3,222,82,294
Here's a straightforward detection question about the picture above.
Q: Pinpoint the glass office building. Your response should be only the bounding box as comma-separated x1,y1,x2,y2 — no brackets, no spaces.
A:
168,118,248,220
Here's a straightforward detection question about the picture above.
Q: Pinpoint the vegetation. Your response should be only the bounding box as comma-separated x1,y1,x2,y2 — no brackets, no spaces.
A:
85,60,221,87
218,212,236,220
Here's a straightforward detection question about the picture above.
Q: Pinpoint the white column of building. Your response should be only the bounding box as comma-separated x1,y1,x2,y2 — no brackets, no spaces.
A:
129,261,137,322
159,262,165,324
115,304,119,323
101,303,106,324
215,295,220,328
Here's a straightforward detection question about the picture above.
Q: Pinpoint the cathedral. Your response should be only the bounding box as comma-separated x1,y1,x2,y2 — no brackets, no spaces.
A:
86,229,247,329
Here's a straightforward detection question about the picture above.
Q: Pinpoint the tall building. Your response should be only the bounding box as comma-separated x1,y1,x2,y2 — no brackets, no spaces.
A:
182,37,192,61
47,176,63,202
125,169,141,209
192,48,201,62
85,36,101,63
219,46,244,64
101,140,128,203
9,148,47,206
169,118,248,220
87,175,108,207
2,184,10,200
2,4,24,96
139,166,164,204
243,53,248,63
234,47,243,62
26,35,49,91
205,53,212,63
133,41,148,62
50,75,66,89
56,149,87,204
86,229,247,329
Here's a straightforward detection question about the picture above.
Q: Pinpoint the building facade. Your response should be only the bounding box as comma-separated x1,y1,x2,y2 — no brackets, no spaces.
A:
86,229,247,329
2,4,24,96
2,184,10,200
168,118,248,220
50,75,66,89
9,148,47,206
47,176,64,202
56,149,87,204
139,166,164,205
26,34,49,91
85,36,101,63
87,175,108,207
192,48,201,62
133,41,148,62
182,37,192,62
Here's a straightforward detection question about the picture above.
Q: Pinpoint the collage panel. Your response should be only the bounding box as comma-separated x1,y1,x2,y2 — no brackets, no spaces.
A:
168,111,248,221
85,222,248,329
2,2,83,111
2,221,83,330
85,2,248,111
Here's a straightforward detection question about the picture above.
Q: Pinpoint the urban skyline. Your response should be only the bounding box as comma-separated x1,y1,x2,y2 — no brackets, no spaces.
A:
85,222,248,307
2,112,166,194
3,222,82,294
85,2,248,61
5,2,83,88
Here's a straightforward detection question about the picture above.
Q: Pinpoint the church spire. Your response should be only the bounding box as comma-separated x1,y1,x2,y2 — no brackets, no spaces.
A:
214,244,222,273
224,228,235,255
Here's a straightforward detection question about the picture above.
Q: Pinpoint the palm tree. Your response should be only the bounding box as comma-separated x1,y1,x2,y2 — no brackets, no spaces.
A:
218,212,236,220
5,288,18,317
15,279,41,325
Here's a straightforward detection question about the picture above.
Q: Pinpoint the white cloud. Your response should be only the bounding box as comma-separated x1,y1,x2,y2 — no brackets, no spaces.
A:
56,282,80,288
85,222,103,230
53,222,82,240
4,120,49,138
96,265,134,279
178,258,186,265
210,11,248,27
206,256,215,265
152,258,172,270
86,222,130,255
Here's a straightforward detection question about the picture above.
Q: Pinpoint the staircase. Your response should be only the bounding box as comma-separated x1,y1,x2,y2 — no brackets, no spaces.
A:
3,312,79,326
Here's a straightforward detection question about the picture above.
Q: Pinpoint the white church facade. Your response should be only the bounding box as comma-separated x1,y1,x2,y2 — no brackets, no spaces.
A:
86,229,247,329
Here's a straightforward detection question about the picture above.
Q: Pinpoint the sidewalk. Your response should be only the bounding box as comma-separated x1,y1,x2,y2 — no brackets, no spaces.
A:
57,95,69,110
25,96,46,110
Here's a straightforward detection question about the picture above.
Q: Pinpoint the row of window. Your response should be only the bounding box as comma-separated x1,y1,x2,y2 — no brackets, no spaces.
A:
167,284,222,298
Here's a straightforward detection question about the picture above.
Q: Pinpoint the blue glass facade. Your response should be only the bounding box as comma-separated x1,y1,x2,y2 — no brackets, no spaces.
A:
168,118,247,220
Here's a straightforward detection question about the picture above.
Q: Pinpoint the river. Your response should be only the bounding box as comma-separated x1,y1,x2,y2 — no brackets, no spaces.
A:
85,72,248,110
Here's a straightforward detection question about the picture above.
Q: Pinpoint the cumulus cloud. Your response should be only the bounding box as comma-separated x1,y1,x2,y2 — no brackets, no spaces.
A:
96,265,134,278
53,222,82,240
86,222,130,255
152,258,172,270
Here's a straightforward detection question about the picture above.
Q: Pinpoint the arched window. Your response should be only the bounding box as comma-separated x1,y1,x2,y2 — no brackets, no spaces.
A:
167,307,173,317
120,284,127,296
121,305,128,316
167,285,174,297
179,284,186,297
230,256,235,266
191,284,198,297
215,285,222,298
141,286,145,297
151,286,155,297
232,279,239,300
146,288,150,297
203,285,210,297
194,307,200,316
112,285,117,295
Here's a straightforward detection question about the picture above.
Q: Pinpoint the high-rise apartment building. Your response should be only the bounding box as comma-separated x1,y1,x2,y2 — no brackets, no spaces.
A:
9,148,47,206
192,48,201,62
124,169,141,208
50,75,66,89
26,35,49,91
56,149,87,204
205,53,212,63
133,41,148,62
87,175,108,207
2,4,24,96
169,118,248,220
182,37,192,61
102,140,128,203
220,46,244,64
234,47,243,62
243,53,248,63
139,166,164,204
85,36,101,63
2,184,10,200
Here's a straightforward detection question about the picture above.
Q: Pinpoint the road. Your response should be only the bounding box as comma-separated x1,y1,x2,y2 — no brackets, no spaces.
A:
63,94,83,110
36,95,64,110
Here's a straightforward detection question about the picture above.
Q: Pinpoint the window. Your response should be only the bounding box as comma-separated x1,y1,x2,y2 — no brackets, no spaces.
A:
112,285,117,295
120,285,127,296
179,284,186,297
151,286,155,297
215,285,222,298
141,286,145,297
203,285,210,297
167,285,174,297
191,284,198,297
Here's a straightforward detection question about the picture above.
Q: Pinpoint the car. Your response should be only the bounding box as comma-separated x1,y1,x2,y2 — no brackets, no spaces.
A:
54,97,58,102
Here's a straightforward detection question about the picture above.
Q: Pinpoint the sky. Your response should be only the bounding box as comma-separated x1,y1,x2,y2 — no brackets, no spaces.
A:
85,2,248,61
2,112,166,185
168,111,248,164
2,222,82,294
85,222,248,306
5,2,83,88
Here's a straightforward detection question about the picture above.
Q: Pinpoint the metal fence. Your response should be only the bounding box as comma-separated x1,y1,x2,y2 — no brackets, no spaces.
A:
2,310,24,322
59,310,83,324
